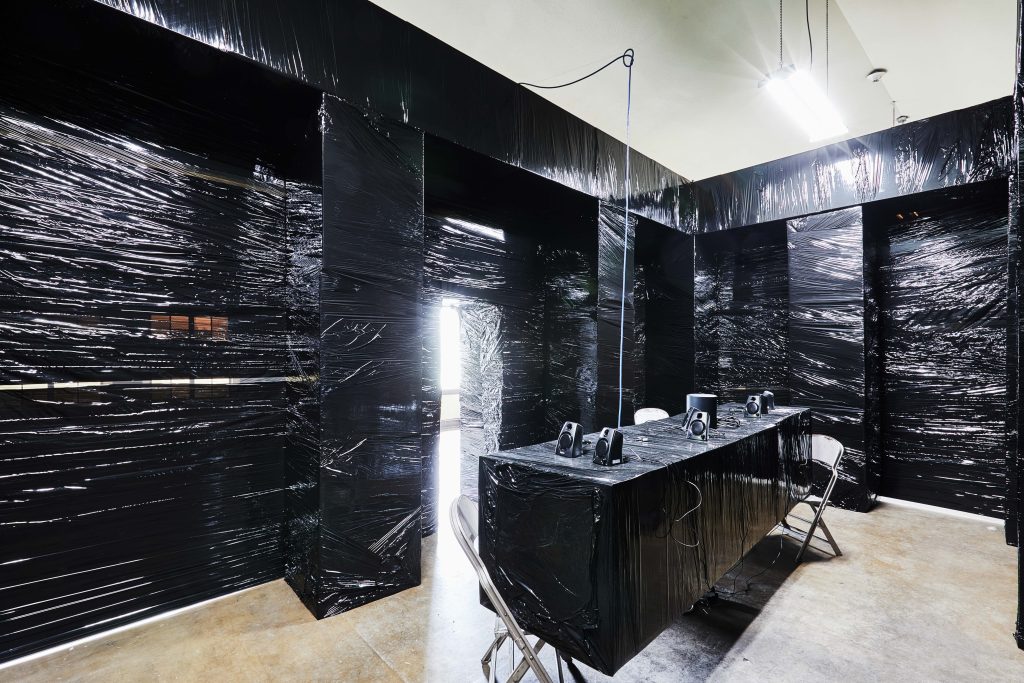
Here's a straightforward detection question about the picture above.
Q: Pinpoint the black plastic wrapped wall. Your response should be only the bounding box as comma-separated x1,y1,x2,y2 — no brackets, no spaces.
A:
282,180,324,612
311,96,424,616
423,217,546,500
0,74,306,662
597,204,637,427
94,0,684,227
635,221,695,415
543,248,599,433
788,208,875,511
867,181,1008,519
694,223,791,405
683,97,1013,233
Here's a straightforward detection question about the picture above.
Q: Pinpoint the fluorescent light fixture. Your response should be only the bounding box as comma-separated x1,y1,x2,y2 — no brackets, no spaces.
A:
764,67,847,142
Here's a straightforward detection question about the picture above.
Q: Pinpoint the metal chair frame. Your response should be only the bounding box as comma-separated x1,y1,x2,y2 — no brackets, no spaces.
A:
782,434,844,563
450,495,566,683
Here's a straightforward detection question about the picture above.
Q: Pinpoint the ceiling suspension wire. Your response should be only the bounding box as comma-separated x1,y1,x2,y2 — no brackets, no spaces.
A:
826,0,830,95
778,0,784,70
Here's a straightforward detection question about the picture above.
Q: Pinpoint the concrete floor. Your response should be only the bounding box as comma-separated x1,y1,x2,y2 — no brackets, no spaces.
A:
3,434,1023,682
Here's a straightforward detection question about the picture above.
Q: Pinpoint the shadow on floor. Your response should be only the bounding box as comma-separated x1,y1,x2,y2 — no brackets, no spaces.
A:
531,531,816,683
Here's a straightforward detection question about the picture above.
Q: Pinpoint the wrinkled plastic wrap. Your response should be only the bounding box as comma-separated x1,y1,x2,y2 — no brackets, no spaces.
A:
304,96,424,617
479,406,812,675
635,221,695,415
0,50,316,660
787,208,874,511
682,97,1013,233
423,137,602,498
96,0,684,227
867,181,1008,518
543,249,599,433
694,223,791,405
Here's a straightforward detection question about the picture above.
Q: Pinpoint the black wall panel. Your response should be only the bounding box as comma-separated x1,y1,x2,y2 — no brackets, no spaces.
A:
694,223,790,405
313,96,424,616
0,19,324,656
635,221,695,415
424,139,599,499
683,98,1013,233
867,181,1008,518
787,208,874,511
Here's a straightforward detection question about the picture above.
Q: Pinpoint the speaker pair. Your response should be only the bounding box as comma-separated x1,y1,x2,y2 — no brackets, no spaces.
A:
593,427,623,466
555,421,583,457
683,407,710,441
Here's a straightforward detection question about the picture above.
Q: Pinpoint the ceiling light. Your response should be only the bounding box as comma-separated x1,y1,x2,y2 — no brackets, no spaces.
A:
866,68,888,82
764,67,848,142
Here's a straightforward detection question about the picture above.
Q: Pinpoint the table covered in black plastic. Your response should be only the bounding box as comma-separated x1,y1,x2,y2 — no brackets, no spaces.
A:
477,405,812,675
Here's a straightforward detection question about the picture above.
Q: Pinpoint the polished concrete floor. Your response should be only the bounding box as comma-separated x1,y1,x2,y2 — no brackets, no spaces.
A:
4,433,1023,682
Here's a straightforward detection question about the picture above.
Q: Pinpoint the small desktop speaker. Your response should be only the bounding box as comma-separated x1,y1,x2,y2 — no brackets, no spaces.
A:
684,410,710,441
686,393,718,429
744,394,762,417
761,390,775,413
555,421,584,458
593,427,623,465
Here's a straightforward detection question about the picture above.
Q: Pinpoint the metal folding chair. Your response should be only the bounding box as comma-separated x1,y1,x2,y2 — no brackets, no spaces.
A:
783,434,844,563
450,495,566,683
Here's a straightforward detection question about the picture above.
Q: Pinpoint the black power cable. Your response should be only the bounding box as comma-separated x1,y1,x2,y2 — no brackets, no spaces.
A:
517,49,634,89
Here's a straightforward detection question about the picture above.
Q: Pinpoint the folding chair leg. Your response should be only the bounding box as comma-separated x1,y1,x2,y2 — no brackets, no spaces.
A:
507,639,545,683
482,634,506,682
555,651,565,683
817,517,842,557
795,502,821,563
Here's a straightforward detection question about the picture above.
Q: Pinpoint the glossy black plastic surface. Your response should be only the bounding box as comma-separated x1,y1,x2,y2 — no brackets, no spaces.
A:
479,406,812,674
95,0,684,227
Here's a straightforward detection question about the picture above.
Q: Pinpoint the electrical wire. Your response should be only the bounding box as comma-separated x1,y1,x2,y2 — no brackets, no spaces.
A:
517,49,634,89
805,0,813,70
519,48,634,430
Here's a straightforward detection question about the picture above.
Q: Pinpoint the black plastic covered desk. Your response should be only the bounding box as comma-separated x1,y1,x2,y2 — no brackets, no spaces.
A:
478,405,812,675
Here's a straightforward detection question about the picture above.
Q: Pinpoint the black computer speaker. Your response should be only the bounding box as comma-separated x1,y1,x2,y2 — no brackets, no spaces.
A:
555,421,584,458
761,390,775,413
593,427,623,465
744,394,762,417
684,410,710,441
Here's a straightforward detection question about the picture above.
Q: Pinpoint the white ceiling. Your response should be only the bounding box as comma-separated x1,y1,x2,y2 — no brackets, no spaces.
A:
369,0,1016,180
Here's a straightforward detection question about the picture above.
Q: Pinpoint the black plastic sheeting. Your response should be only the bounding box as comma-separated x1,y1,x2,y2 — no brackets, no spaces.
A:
423,137,603,500
682,97,1013,233
787,207,875,511
865,181,1008,519
694,223,791,406
290,96,425,618
0,36,319,661
95,0,684,227
634,222,695,416
479,406,812,675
